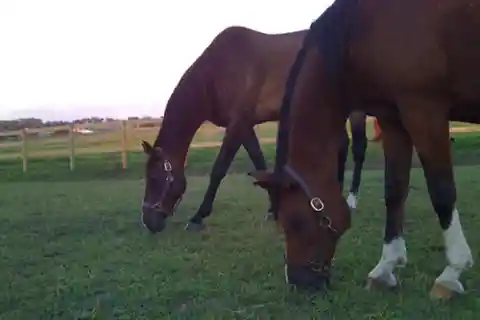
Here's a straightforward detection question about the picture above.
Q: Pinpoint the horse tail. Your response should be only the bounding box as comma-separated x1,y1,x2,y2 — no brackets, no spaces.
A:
271,36,310,220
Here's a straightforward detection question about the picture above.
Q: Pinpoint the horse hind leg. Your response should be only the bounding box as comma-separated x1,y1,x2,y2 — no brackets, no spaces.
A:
400,98,473,299
242,127,274,220
185,123,244,232
347,112,367,210
366,117,411,291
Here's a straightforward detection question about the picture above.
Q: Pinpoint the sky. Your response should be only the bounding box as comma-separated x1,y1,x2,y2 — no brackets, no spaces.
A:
0,0,333,121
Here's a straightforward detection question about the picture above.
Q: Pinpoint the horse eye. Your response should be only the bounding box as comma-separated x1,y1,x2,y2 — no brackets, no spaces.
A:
148,169,164,181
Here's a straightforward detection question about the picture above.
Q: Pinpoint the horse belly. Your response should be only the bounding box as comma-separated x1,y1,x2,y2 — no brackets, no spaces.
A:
254,77,288,122
255,95,282,122
444,3,480,104
450,103,480,124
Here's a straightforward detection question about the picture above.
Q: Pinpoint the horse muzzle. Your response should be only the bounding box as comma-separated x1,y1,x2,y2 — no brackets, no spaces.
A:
141,204,167,233
285,263,331,292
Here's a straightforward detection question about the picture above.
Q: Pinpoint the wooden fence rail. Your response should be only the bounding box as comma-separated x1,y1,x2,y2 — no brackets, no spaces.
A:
0,118,237,172
0,119,153,172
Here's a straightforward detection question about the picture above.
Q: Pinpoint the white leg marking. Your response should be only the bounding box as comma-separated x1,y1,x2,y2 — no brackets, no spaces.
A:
141,213,147,228
140,201,147,229
347,192,357,210
284,264,289,284
284,247,289,284
367,237,407,287
434,209,473,293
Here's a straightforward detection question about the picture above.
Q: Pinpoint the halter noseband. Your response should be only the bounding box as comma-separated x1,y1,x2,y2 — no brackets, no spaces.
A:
148,159,182,214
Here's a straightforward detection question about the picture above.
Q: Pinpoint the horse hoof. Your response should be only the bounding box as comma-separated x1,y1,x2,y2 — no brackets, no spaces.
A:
430,282,455,300
429,280,464,300
265,212,275,221
184,221,206,232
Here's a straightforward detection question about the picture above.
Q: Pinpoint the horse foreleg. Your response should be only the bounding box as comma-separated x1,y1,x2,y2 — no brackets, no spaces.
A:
347,112,367,209
366,117,411,291
242,127,275,220
338,127,349,192
401,104,472,299
185,125,243,232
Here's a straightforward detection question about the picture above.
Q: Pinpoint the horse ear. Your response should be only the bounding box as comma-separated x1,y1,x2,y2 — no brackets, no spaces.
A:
248,170,275,190
141,140,154,155
248,170,298,190
154,146,164,157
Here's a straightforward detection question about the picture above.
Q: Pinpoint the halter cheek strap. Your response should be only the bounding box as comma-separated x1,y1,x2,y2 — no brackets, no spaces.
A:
283,164,337,233
149,159,182,214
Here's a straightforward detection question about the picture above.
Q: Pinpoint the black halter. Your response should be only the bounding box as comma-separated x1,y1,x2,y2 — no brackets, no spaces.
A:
147,159,182,215
282,164,338,234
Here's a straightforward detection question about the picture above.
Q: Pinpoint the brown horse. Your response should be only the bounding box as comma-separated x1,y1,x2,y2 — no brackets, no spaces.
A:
139,26,369,233
250,0,478,298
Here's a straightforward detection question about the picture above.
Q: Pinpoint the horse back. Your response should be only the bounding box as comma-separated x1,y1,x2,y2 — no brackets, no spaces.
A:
348,0,480,106
203,26,307,125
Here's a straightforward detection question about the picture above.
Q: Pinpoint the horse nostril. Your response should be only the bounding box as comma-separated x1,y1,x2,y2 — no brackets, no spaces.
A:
141,204,167,234
142,201,151,210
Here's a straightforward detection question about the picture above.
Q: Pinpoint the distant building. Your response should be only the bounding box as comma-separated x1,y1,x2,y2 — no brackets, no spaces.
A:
73,128,94,134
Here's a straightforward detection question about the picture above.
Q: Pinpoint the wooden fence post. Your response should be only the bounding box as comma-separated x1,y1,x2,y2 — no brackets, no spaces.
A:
68,123,75,171
121,120,128,169
21,129,28,172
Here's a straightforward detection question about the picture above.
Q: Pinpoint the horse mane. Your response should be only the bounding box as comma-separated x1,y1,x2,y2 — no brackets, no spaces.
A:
309,0,355,85
271,36,310,218
271,0,356,218
274,0,356,167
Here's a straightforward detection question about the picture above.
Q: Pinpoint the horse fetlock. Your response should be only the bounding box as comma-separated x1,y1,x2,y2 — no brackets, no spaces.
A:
184,220,206,232
367,261,399,287
194,205,213,220
264,212,275,221
347,192,357,210
446,244,473,271
365,272,398,290
367,238,407,287
443,209,473,271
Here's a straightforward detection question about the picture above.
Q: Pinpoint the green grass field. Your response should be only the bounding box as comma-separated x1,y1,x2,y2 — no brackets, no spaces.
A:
2,127,480,319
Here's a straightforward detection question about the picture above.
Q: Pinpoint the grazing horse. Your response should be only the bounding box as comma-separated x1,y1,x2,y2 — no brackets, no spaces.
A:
139,26,369,234
250,0,478,298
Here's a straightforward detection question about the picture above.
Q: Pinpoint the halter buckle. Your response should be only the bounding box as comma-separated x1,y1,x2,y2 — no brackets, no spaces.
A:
163,161,172,172
310,197,325,212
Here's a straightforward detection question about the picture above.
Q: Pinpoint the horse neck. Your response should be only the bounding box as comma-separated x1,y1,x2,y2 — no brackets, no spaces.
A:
153,50,212,168
154,90,205,168
153,108,203,168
